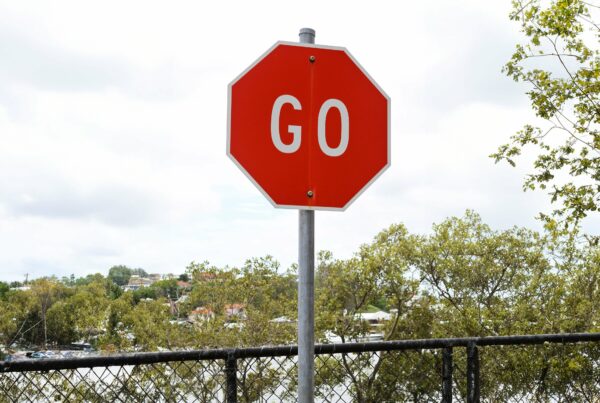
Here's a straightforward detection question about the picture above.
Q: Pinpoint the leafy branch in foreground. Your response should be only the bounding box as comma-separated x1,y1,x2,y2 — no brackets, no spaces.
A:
492,0,600,232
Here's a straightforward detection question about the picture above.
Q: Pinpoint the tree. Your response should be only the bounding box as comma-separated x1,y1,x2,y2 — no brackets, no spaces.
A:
5,213,600,400
46,301,77,345
187,256,297,349
312,211,600,401
29,279,68,348
73,273,106,287
492,0,600,232
314,226,428,402
68,281,110,342
123,298,195,351
185,260,218,282
107,265,133,286
0,281,9,300
0,298,26,347
1,289,37,348
131,268,148,278
151,279,179,300
415,212,600,401
98,292,135,350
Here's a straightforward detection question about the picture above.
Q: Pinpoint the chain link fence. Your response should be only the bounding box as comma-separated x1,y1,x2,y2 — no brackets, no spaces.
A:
1,333,600,402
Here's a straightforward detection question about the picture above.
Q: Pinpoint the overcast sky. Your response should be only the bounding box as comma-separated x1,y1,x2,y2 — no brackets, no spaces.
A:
0,1,569,282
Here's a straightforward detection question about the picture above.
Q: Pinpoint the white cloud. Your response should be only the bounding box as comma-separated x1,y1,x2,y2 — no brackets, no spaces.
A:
0,0,566,281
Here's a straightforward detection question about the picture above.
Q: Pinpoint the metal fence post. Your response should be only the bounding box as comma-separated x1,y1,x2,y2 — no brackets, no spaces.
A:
442,347,453,403
225,353,238,403
466,342,480,403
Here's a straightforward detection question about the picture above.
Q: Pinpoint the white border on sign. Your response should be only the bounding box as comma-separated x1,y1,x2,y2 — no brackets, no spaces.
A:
226,41,391,211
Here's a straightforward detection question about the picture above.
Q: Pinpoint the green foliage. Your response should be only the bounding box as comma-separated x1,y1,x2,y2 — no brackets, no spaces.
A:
315,224,420,343
45,300,77,345
185,260,218,282
30,279,71,347
0,298,23,346
5,212,600,399
123,299,173,350
313,211,600,400
132,286,158,303
98,293,135,350
131,268,148,277
0,281,9,300
130,279,179,303
107,265,133,286
73,273,105,287
417,211,550,336
492,0,600,232
151,279,179,299
187,256,297,349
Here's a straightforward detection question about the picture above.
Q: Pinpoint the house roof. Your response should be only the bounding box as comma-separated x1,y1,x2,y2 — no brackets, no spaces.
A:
270,316,295,323
224,303,245,310
190,307,213,315
354,311,392,321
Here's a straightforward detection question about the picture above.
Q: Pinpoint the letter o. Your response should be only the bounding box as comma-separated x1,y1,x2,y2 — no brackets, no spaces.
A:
318,99,349,157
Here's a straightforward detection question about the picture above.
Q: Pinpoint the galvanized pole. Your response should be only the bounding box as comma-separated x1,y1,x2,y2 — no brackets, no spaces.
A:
298,27,316,403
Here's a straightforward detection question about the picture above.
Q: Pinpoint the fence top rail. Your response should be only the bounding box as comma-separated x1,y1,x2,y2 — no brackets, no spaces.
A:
2,332,600,373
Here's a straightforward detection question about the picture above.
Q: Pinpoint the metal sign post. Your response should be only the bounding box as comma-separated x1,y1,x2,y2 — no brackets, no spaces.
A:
298,208,315,402
297,27,316,403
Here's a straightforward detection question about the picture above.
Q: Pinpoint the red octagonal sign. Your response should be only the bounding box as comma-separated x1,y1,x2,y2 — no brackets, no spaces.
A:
227,42,390,210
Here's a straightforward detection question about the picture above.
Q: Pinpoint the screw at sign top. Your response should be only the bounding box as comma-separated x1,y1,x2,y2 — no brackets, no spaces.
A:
307,190,314,198
299,28,315,44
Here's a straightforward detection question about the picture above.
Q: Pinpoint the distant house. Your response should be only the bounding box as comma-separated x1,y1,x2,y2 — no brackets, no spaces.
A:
224,322,244,330
122,275,154,291
148,273,162,282
188,307,215,323
270,316,295,324
176,281,191,289
354,310,392,337
354,311,392,324
224,304,246,320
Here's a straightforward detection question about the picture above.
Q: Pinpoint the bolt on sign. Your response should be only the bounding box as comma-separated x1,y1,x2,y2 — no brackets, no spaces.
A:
227,42,390,210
